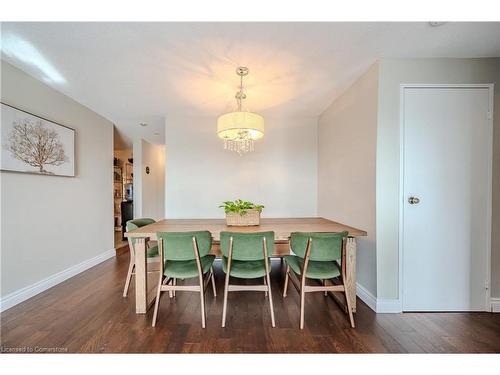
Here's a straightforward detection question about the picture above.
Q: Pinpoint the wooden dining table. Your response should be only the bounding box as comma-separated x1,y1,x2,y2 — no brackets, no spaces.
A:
125,217,367,315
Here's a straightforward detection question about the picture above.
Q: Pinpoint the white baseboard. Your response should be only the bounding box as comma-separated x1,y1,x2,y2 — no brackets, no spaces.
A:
491,298,500,313
0,248,116,312
356,283,377,312
357,284,498,313
356,282,402,313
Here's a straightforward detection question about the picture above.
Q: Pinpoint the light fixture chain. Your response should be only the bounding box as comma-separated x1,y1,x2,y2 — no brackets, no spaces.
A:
237,70,244,111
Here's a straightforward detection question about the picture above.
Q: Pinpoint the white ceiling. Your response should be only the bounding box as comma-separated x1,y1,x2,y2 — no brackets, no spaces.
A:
1,22,499,148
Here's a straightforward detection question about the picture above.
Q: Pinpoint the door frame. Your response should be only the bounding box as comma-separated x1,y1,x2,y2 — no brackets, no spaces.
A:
399,83,494,312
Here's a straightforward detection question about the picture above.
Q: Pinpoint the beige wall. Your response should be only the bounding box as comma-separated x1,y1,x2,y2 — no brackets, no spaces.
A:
318,63,379,296
1,61,114,301
133,139,165,220
376,58,500,299
165,116,318,218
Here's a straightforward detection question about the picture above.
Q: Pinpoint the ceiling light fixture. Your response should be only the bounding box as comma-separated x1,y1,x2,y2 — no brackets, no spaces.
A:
217,67,264,155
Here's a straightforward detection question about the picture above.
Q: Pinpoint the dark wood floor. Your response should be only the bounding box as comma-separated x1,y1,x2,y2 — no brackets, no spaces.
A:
1,249,499,353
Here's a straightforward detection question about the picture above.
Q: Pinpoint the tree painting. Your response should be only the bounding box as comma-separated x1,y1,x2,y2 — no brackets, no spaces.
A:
6,118,67,174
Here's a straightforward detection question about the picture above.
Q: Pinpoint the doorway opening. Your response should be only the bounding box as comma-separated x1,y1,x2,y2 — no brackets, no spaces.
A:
113,127,134,252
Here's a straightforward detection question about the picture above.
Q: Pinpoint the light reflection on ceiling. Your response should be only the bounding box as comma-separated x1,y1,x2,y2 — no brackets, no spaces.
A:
1,33,66,84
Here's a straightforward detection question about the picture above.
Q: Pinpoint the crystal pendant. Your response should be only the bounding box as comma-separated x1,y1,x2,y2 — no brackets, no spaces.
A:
223,130,255,155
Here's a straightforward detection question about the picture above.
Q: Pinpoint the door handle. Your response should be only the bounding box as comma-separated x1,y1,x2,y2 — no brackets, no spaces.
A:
408,196,420,205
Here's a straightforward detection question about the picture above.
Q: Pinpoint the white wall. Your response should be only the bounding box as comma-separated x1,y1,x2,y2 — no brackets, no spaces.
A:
318,63,378,297
165,116,317,218
376,58,500,300
0,61,114,305
133,139,165,220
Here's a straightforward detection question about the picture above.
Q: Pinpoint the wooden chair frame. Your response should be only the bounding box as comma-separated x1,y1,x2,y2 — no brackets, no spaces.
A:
221,236,275,328
152,236,217,328
123,237,160,297
283,237,355,329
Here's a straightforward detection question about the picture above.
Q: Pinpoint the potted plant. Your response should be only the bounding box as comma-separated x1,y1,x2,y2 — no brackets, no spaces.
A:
219,199,264,226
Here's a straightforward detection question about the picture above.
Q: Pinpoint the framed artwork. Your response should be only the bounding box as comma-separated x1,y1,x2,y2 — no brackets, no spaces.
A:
114,166,122,182
1,102,75,177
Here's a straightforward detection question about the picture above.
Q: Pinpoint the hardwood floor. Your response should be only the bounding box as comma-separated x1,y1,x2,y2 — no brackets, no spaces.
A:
1,250,499,353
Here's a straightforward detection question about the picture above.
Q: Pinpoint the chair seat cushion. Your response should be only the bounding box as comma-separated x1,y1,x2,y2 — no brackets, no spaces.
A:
222,257,271,279
146,244,159,258
284,255,341,279
164,255,215,278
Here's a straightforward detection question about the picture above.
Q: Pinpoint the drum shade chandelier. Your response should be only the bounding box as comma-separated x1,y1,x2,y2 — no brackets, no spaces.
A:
217,67,264,154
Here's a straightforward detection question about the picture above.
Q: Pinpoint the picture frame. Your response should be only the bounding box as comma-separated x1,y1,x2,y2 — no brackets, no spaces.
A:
1,102,76,177
114,166,122,182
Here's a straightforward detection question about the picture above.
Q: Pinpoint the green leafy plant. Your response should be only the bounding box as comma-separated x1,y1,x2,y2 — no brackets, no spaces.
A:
219,199,264,216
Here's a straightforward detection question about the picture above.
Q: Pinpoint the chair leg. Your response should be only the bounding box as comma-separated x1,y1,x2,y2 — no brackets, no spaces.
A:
122,261,135,297
199,276,206,329
264,277,268,297
266,271,276,328
299,287,306,330
169,278,177,298
210,267,217,297
344,286,356,328
221,272,230,327
283,265,290,297
152,276,163,327
323,279,328,296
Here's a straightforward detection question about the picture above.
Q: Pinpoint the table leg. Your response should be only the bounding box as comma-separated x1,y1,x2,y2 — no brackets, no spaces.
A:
328,237,357,313
345,237,357,313
134,238,147,314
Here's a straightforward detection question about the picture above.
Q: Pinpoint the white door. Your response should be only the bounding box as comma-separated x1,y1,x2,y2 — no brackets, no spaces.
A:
402,86,492,311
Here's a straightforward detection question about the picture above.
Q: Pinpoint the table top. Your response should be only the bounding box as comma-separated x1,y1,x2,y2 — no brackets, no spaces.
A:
125,217,367,241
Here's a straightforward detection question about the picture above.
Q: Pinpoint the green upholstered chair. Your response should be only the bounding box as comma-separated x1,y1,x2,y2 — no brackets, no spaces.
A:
152,231,216,328
123,218,160,297
220,231,276,328
282,231,355,329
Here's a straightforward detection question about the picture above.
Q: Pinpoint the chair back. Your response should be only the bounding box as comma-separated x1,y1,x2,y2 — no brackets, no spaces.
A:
126,218,156,232
290,231,348,261
220,231,275,261
126,218,156,249
156,231,212,260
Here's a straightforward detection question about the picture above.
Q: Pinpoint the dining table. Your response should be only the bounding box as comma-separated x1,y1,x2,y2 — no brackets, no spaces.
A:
125,217,367,315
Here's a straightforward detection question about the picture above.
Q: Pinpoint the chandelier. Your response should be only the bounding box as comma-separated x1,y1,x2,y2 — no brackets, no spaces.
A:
217,67,265,154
